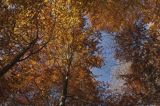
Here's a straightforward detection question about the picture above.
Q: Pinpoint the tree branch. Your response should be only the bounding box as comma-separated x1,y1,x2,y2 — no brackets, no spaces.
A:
0,38,37,78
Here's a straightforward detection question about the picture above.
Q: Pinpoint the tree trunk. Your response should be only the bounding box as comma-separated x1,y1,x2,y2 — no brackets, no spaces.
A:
59,76,69,106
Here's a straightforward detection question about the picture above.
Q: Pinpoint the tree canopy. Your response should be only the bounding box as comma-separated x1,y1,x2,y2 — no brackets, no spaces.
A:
0,0,159,105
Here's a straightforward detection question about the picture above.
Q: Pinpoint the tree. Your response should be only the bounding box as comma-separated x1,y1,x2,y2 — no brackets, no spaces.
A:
0,0,55,103
47,1,103,105
0,0,55,78
81,0,160,105
111,1,160,105
86,0,160,105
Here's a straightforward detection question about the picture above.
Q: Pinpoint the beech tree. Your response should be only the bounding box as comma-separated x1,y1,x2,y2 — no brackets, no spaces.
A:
43,1,103,105
0,0,55,78
107,0,160,105
0,0,55,103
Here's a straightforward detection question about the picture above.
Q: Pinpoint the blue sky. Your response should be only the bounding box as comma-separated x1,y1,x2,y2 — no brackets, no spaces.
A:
92,31,118,82
83,16,118,82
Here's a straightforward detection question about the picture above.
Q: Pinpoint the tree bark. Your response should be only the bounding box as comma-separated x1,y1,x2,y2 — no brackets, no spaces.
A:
59,76,69,106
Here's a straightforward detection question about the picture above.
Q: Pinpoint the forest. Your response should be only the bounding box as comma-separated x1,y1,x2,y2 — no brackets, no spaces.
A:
0,0,159,106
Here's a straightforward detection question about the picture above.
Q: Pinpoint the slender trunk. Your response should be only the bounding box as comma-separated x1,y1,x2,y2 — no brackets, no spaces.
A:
59,76,69,106
59,50,73,106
